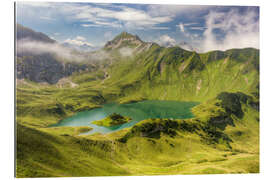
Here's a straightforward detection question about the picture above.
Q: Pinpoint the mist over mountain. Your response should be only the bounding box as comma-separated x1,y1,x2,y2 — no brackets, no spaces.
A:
178,41,198,52
61,42,96,52
16,24,259,89
16,24,95,84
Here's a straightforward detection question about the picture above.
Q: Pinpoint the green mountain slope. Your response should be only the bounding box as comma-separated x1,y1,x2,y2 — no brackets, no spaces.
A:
16,92,259,177
16,31,259,177
96,44,259,103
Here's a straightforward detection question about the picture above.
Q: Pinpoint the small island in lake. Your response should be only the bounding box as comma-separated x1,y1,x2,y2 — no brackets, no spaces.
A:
92,113,132,127
76,126,93,134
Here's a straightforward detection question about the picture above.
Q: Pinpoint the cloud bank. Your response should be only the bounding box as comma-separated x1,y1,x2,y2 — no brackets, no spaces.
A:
199,8,259,52
17,2,259,53
18,2,173,30
64,36,94,47
17,39,90,62
118,47,134,57
157,34,176,47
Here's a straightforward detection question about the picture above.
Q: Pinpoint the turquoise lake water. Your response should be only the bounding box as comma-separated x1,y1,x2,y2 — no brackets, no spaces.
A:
51,100,199,135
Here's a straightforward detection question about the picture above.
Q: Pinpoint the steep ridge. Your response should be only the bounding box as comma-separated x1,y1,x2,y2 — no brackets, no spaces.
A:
16,24,95,84
99,40,259,102
16,30,260,177
104,32,143,49
17,24,56,43
16,54,90,84
104,32,156,56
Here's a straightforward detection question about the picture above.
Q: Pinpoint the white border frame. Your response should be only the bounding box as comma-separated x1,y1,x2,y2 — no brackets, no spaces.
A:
1,0,269,180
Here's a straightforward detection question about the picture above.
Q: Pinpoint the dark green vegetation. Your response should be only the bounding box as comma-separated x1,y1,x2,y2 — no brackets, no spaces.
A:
93,113,132,127
76,126,93,134
16,29,259,177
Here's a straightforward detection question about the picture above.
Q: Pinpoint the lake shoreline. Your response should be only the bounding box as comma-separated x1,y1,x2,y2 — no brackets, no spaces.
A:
50,100,199,135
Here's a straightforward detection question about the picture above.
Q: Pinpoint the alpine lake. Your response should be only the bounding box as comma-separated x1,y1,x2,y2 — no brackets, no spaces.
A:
51,100,199,135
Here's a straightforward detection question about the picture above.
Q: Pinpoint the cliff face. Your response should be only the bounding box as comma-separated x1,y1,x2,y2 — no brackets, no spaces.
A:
16,24,92,84
16,24,56,43
16,54,88,84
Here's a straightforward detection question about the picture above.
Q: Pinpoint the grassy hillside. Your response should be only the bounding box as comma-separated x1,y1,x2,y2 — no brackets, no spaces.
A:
100,46,259,103
16,92,259,177
16,31,259,177
16,46,259,127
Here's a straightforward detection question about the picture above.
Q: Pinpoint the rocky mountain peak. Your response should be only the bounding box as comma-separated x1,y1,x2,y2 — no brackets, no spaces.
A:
16,24,55,43
104,32,143,49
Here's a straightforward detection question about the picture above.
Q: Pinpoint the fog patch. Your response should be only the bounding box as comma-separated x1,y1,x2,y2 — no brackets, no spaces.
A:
199,8,259,52
87,50,110,61
16,38,108,62
156,34,176,47
118,47,134,57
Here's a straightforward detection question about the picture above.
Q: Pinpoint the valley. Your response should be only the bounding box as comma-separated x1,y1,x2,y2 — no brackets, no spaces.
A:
16,25,259,177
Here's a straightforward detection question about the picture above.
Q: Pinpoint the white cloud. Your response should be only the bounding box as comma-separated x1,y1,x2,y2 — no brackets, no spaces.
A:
75,36,86,41
178,23,185,32
157,34,176,47
177,23,199,40
17,39,88,61
81,24,101,27
76,6,172,29
17,38,109,61
118,47,134,57
17,3,259,53
87,50,110,61
64,36,93,47
178,22,206,32
18,2,173,30
95,21,122,28
200,8,259,52
147,5,211,16
189,27,206,31
183,22,200,26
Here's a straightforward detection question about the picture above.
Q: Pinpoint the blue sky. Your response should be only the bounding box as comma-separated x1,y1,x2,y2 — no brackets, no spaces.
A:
16,2,259,52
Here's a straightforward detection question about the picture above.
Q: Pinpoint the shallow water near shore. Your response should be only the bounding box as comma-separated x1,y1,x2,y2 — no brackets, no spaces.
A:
51,100,199,135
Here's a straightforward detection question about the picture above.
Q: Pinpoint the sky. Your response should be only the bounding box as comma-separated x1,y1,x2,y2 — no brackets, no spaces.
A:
16,1,259,52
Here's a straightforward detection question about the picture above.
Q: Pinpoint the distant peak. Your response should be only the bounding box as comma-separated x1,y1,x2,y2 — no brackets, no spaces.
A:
104,32,143,49
16,23,55,43
114,31,141,41
119,31,129,36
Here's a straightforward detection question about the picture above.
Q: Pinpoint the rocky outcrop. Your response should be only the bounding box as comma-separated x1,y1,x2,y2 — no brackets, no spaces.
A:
16,24,55,43
16,54,89,84
104,32,144,50
16,24,93,84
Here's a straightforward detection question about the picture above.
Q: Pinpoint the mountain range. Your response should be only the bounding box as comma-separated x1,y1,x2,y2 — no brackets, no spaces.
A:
16,24,259,177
